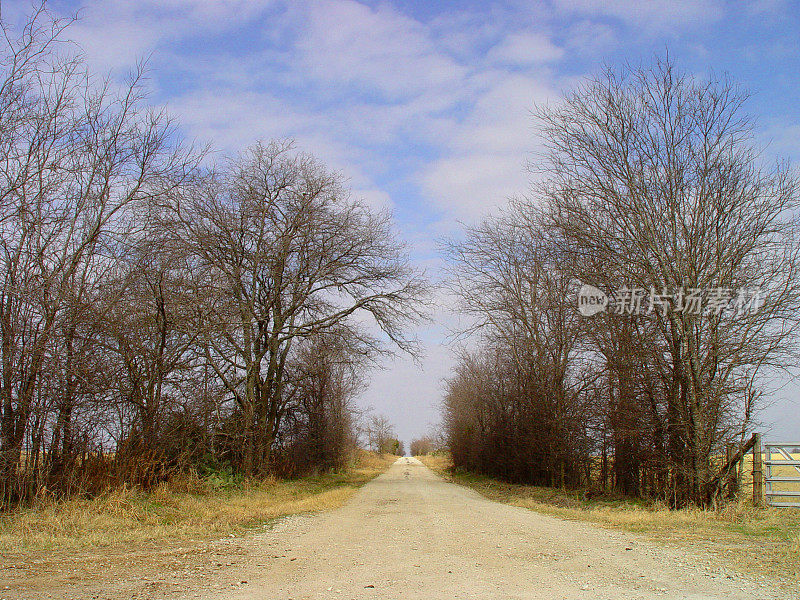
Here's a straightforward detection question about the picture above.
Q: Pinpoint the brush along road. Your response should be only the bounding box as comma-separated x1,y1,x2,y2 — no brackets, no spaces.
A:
5,457,790,599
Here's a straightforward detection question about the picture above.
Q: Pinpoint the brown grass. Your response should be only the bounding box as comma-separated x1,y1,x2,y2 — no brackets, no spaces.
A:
419,453,800,589
0,450,396,553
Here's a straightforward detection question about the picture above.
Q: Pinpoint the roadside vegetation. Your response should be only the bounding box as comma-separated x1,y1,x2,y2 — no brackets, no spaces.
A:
0,450,396,553
441,56,800,509
365,415,406,456
420,454,800,586
0,6,426,510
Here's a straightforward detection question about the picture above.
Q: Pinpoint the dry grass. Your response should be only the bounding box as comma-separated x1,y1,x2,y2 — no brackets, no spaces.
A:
419,453,800,588
0,450,396,553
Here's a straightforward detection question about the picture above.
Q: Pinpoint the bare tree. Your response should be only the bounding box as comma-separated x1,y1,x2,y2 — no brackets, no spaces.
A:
442,57,800,507
409,436,435,456
171,141,428,475
0,6,427,507
278,328,368,474
537,57,800,505
0,6,196,505
365,414,397,454
443,205,592,486
96,222,200,474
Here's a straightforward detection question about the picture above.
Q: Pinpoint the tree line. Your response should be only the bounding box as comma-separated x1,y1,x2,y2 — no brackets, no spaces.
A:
0,8,426,508
364,413,405,455
442,58,800,507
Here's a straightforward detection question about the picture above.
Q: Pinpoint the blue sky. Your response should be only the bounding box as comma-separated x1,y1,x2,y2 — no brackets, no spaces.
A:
11,0,800,444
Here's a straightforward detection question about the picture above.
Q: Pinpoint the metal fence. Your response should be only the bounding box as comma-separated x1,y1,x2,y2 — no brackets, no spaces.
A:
764,441,800,508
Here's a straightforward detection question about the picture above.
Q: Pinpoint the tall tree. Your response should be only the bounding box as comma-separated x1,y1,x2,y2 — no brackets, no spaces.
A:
538,58,800,505
0,6,195,504
172,141,427,475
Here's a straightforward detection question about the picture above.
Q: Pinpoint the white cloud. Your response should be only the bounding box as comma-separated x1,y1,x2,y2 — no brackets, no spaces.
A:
150,0,556,226
166,89,312,151
428,11,505,62
553,0,724,30
353,188,394,212
63,0,277,71
564,19,617,56
420,74,555,220
292,0,468,101
758,121,800,163
487,32,564,66
421,154,526,220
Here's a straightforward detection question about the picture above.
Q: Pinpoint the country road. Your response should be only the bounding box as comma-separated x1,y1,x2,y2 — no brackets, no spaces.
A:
4,457,791,600
213,457,786,600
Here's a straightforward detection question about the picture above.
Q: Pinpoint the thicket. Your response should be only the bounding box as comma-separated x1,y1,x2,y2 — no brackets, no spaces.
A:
442,59,800,507
0,8,426,508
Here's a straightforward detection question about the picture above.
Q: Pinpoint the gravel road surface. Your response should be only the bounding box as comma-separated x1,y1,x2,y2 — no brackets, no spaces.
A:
210,457,786,600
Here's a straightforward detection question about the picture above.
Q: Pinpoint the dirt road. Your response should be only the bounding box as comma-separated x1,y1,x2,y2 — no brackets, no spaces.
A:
3,457,792,599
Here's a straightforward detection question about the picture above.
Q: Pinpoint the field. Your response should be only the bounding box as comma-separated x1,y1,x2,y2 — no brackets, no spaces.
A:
710,450,800,500
760,449,800,505
419,453,800,588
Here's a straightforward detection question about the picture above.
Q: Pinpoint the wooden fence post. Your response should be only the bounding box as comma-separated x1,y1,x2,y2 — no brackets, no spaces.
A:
752,433,763,506
725,443,738,498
